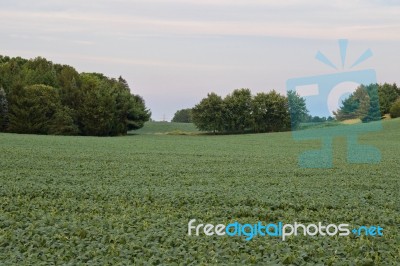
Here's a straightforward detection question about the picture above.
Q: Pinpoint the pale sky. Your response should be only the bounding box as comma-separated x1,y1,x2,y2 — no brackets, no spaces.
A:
1,0,400,120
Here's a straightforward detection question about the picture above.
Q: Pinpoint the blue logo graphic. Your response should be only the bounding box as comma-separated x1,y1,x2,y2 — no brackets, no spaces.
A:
188,219,384,241
286,39,382,168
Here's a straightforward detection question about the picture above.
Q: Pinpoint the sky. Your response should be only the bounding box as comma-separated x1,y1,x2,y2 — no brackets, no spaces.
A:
1,0,400,120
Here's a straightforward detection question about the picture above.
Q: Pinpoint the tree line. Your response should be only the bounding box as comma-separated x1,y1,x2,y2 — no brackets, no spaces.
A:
173,83,400,134
334,83,400,121
172,89,308,134
0,55,150,136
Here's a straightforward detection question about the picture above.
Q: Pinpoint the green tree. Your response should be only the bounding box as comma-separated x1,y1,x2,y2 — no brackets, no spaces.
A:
363,84,381,122
192,93,224,133
390,99,400,118
110,80,131,135
111,77,151,133
8,85,64,134
0,56,27,93
222,88,252,132
0,87,9,131
48,106,79,135
287,90,308,129
56,65,81,109
22,57,58,87
78,73,116,136
334,85,381,122
172,108,192,123
353,85,371,119
77,74,150,135
334,85,371,121
378,83,399,114
126,95,151,131
334,96,360,121
252,90,290,132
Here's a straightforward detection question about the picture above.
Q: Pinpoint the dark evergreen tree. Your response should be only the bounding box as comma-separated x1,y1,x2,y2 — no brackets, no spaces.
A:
363,84,381,122
0,87,9,131
8,85,62,134
334,85,371,121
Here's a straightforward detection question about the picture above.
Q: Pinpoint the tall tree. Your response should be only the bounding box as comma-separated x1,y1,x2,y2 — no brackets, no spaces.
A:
77,73,116,136
333,95,360,121
126,95,151,131
56,65,81,107
222,88,253,132
111,77,151,134
334,85,381,122
192,93,224,133
252,90,290,132
287,90,308,129
363,84,381,122
378,83,399,115
0,87,9,131
8,84,73,134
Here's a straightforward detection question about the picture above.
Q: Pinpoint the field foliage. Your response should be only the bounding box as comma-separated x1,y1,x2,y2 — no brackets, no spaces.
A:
0,119,399,264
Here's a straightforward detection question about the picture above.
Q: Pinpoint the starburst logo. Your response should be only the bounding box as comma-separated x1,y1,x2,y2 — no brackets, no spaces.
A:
286,39,382,168
316,39,373,70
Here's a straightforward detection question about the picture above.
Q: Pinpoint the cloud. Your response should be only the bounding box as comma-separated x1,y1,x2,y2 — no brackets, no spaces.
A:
1,6,400,41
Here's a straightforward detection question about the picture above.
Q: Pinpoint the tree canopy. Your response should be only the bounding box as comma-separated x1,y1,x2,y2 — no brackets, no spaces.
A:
378,83,399,115
252,90,290,132
287,90,308,130
171,108,192,123
191,89,306,134
334,84,390,122
0,55,151,136
191,93,224,133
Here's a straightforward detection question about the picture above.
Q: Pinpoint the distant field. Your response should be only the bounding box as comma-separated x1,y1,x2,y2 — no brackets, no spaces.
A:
0,119,399,264
132,121,199,135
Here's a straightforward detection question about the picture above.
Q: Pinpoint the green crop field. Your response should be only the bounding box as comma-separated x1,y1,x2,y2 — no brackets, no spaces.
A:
0,119,399,265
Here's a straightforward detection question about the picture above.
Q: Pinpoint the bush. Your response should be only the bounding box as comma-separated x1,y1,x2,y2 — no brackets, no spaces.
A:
389,99,400,118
